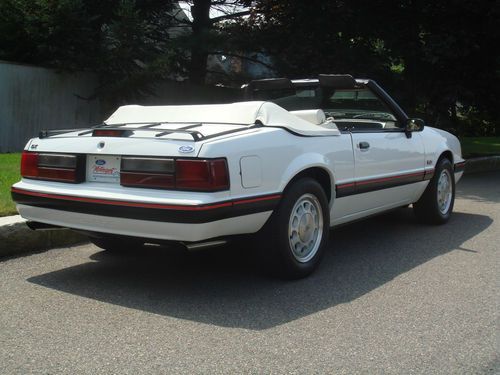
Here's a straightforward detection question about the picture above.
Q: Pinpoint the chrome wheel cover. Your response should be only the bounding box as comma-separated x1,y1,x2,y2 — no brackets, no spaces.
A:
288,193,324,263
437,169,452,214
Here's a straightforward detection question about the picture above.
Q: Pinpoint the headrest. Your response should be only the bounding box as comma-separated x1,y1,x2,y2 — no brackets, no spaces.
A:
289,109,326,125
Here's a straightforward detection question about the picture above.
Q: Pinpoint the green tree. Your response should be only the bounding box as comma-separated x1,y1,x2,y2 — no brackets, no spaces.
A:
0,0,497,135
169,0,254,84
0,0,179,102
240,0,499,135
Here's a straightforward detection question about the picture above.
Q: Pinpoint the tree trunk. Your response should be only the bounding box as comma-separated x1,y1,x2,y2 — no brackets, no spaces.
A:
189,0,211,85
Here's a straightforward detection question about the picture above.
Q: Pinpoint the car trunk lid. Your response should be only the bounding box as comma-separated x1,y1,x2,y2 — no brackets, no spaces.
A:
29,122,254,157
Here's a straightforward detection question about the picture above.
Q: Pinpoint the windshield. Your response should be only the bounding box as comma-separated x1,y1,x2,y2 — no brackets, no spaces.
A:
254,86,398,123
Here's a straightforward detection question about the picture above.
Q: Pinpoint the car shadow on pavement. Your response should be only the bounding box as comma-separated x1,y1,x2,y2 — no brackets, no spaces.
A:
28,208,492,330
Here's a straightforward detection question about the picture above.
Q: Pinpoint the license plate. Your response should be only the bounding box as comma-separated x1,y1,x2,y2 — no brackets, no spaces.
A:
86,155,121,183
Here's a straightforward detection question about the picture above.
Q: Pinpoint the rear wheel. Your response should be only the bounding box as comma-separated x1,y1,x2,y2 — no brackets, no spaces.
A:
413,157,455,224
262,178,329,279
88,235,144,252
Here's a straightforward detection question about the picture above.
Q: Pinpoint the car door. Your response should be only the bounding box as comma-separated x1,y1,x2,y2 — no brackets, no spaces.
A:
324,86,426,216
350,129,425,211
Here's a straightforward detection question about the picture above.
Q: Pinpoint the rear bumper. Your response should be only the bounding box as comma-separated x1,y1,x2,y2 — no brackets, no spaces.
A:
15,204,272,242
12,187,280,224
12,185,280,242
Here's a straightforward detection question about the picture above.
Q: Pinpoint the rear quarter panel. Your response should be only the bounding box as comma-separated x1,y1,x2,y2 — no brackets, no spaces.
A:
198,128,355,205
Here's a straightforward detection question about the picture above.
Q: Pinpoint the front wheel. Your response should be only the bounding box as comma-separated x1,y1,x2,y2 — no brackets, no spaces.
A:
413,157,455,224
263,178,330,279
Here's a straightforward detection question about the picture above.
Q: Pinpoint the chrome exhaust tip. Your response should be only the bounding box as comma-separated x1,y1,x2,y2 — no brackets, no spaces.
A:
184,240,228,251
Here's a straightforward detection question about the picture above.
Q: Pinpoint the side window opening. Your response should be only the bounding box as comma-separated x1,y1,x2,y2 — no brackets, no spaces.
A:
322,88,399,130
272,88,323,111
249,86,399,131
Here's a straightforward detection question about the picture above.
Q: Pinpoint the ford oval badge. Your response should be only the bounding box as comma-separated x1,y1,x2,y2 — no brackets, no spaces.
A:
95,159,106,166
179,145,195,153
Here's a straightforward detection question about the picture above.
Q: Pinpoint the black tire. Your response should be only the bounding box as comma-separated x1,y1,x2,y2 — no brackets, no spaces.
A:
261,177,330,279
88,234,143,252
413,157,455,224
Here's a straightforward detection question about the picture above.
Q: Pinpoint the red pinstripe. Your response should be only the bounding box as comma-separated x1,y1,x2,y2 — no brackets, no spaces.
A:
336,169,432,190
11,187,281,211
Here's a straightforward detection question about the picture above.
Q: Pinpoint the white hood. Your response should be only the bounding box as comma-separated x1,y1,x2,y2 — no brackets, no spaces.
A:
105,101,340,137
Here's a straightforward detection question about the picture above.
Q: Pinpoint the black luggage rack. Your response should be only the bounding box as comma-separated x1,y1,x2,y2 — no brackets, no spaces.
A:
38,121,258,142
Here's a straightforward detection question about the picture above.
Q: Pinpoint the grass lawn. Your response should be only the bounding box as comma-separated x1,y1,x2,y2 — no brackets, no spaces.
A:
460,137,500,158
0,153,21,217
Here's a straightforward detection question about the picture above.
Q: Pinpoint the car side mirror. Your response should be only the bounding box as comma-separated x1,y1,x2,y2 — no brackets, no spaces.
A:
405,118,425,138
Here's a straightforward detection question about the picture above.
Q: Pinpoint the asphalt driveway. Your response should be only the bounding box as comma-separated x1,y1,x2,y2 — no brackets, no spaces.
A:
0,172,498,374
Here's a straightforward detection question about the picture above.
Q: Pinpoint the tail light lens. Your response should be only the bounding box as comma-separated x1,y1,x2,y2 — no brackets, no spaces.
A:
120,157,229,191
176,159,229,191
120,173,175,189
121,157,175,189
21,151,83,183
20,152,39,178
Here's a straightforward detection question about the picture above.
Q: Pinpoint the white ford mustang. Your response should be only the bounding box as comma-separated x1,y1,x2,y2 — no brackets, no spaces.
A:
12,75,465,278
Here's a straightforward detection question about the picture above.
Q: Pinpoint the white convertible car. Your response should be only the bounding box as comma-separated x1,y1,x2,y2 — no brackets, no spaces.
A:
12,75,465,278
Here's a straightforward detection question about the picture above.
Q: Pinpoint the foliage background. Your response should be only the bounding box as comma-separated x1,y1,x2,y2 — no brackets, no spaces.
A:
0,0,498,136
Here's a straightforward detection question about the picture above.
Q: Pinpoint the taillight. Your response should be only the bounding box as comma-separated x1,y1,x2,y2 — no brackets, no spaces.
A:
120,173,175,189
21,151,82,183
121,157,175,189
120,157,229,191
176,159,229,191
20,152,39,178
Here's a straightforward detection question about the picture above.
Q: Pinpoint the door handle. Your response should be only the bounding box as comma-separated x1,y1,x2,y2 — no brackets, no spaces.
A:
358,141,370,150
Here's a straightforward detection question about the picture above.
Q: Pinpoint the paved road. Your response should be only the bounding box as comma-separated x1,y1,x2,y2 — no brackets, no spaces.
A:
1,172,498,374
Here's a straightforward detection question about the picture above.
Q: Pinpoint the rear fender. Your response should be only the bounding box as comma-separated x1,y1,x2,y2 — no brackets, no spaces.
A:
278,153,335,204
